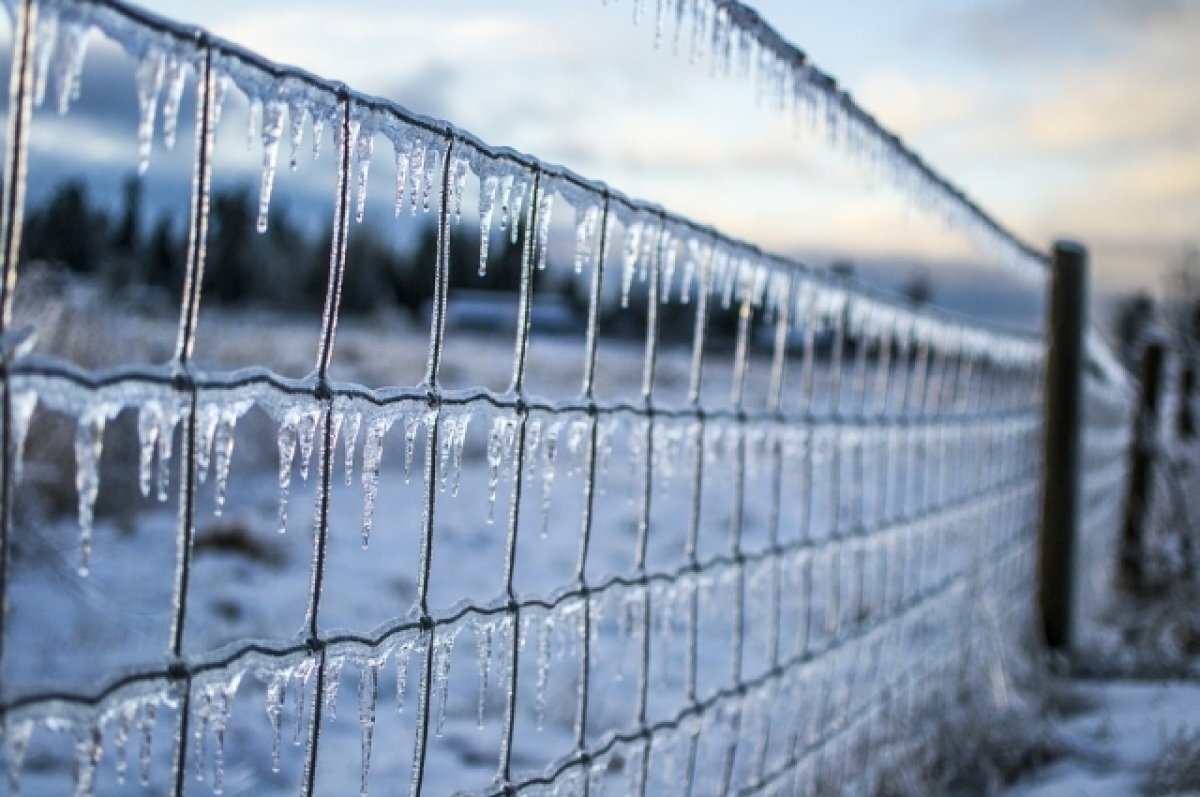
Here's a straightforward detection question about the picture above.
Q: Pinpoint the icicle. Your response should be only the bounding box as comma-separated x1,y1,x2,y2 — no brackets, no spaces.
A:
212,401,251,515
324,655,346,722
575,204,600,275
311,111,326,160
292,658,317,747
264,670,287,772
288,102,307,170
72,723,102,797
354,122,373,223
110,701,136,784
539,421,560,538
486,417,516,524
134,48,166,175
509,175,529,245
403,410,422,484
535,187,554,271
155,407,176,502
7,389,36,486
296,409,320,481
256,100,287,233
212,72,230,128
160,54,188,150
137,401,162,498
3,718,32,797
277,409,301,535
32,12,57,108
433,626,460,737
203,672,242,794
421,144,440,213
395,631,426,716
246,98,262,151
75,404,114,576
473,617,495,729
621,222,643,308
338,410,360,484
408,144,426,216
52,22,89,115
534,614,553,730
450,412,470,497
361,416,394,549
358,658,382,796
194,402,219,485
138,702,156,785
478,175,498,276
393,139,412,217
451,157,468,224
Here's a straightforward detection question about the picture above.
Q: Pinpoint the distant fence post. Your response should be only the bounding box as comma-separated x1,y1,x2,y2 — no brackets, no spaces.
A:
1178,359,1195,440
1119,338,1165,592
1038,241,1088,651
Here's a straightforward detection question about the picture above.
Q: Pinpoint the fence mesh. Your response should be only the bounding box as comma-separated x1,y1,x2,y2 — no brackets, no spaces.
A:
0,1,1130,795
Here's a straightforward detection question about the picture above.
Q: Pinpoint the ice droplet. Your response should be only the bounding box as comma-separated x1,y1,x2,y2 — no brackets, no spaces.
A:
256,100,287,233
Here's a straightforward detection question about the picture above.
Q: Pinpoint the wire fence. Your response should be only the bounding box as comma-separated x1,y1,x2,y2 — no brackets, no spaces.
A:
0,1,1159,796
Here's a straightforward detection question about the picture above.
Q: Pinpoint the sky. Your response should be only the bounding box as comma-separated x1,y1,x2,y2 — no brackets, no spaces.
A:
7,0,1199,297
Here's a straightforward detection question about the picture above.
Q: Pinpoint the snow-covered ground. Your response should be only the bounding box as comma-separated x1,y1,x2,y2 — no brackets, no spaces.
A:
1005,679,1200,797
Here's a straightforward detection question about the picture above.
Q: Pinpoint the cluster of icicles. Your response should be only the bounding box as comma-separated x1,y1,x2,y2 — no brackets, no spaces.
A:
7,0,1046,580
616,0,1049,286
25,0,1039,357
0,569,787,797
5,353,1039,581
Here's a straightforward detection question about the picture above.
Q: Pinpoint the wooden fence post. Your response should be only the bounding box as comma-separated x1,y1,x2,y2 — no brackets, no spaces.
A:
1178,359,1195,440
1120,339,1165,592
1038,241,1087,651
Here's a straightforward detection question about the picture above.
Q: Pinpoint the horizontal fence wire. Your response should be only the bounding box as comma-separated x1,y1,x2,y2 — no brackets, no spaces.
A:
0,0,1135,795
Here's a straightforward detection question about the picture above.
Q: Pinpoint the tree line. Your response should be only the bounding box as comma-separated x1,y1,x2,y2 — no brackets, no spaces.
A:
21,176,749,343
